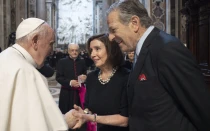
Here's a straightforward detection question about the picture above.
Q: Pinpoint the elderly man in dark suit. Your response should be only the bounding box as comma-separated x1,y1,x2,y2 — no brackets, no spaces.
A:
107,1,210,131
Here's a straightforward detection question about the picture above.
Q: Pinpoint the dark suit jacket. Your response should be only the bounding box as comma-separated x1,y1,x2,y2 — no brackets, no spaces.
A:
127,27,210,131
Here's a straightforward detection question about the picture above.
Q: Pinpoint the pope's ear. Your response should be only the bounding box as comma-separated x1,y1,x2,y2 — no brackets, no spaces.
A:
31,34,39,51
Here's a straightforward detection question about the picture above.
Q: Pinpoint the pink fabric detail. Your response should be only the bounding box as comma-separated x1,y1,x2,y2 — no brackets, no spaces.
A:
87,122,97,131
78,83,86,109
78,84,97,131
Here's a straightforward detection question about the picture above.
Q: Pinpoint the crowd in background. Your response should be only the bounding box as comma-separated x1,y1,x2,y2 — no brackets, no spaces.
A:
47,49,95,72
36,47,134,75
0,30,134,74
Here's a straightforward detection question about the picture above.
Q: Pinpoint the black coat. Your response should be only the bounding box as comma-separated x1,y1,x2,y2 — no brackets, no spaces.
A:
128,27,210,131
38,64,54,77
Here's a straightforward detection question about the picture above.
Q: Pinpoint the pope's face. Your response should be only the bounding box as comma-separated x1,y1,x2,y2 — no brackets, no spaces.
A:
37,25,54,66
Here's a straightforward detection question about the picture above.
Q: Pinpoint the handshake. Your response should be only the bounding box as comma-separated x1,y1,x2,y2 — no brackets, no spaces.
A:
64,104,96,129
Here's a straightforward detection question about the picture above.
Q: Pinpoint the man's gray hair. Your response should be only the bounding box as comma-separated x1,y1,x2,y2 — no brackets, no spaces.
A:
107,0,152,28
16,22,48,43
68,43,79,49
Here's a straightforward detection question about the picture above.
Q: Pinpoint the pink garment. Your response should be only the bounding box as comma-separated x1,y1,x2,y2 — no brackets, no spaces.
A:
78,83,86,109
87,122,97,131
78,84,97,131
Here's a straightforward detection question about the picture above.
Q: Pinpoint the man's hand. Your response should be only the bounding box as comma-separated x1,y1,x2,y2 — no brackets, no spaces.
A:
72,104,96,129
64,109,79,129
78,74,87,83
70,80,80,87
71,104,86,129
73,104,84,113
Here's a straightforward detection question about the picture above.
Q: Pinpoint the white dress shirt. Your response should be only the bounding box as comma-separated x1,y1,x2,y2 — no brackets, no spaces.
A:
133,26,155,67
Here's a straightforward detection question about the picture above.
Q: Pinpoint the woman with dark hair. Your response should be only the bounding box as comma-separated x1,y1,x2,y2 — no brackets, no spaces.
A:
66,34,129,131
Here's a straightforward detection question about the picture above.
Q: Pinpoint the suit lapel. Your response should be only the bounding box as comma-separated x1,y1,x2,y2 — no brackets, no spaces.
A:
129,48,148,87
128,27,160,87
127,27,160,109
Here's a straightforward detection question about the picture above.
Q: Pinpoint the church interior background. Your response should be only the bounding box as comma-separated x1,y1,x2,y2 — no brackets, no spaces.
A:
0,0,210,92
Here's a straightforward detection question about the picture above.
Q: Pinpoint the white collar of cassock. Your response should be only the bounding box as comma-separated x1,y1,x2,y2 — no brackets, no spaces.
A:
12,44,38,68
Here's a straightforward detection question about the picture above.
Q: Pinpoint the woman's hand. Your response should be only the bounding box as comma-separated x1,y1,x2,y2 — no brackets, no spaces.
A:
71,104,86,129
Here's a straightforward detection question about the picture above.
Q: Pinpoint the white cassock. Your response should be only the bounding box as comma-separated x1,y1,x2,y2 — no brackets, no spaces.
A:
0,44,68,131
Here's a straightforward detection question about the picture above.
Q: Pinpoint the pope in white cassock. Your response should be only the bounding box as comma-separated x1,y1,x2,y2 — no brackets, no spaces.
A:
0,18,69,131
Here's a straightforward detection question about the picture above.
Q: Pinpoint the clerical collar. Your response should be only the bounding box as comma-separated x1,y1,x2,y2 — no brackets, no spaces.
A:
12,44,38,68
69,56,78,61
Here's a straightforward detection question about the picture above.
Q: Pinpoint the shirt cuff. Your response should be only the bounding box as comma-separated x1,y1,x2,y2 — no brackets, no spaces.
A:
70,80,72,87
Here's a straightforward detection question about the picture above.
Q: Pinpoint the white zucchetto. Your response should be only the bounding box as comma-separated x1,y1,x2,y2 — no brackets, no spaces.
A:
16,18,45,39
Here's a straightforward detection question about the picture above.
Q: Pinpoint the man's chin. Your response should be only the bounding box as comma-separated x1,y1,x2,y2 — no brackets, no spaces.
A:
70,56,78,59
119,46,129,52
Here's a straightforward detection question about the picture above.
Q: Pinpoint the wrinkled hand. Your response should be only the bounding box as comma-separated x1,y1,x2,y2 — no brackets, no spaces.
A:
64,109,79,129
72,105,95,129
73,104,84,113
70,80,80,87
71,104,86,129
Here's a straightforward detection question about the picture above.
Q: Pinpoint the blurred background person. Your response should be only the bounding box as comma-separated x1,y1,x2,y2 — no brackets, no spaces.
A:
123,51,134,70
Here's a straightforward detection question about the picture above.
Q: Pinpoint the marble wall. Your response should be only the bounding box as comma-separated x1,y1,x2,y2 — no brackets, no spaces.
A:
56,0,93,46
0,0,187,50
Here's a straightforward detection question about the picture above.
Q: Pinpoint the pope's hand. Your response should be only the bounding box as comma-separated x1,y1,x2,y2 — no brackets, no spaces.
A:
64,109,78,129
71,104,86,129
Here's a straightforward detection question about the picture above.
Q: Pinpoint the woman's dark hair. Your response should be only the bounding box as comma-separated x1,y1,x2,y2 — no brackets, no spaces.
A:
86,33,124,67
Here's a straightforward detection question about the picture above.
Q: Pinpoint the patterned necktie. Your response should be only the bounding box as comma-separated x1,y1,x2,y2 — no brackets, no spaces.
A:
133,52,138,69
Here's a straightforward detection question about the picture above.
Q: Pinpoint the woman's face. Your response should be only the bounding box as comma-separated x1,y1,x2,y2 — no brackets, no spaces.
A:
127,51,134,61
89,39,108,68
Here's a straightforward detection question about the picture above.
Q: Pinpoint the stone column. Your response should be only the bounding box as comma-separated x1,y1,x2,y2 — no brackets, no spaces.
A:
101,0,117,33
0,0,11,50
0,0,5,50
37,0,46,20
5,0,11,48
28,0,37,17
102,0,109,33
16,0,27,27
